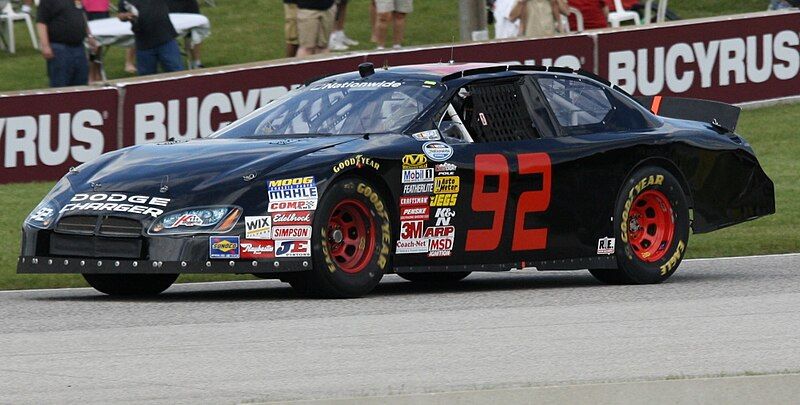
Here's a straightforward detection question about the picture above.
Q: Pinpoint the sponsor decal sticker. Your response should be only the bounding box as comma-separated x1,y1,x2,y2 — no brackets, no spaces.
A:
426,226,455,257
245,216,272,239
268,176,318,202
402,154,428,169
309,80,402,90
166,214,205,228
435,162,457,174
422,141,453,162
411,130,441,141
400,195,429,206
403,183,434,194
275,240,312,257
434,176,460,194
400,205,430,221
240,240,275,259
30,207,55,222
402,168,434,184
60,193,171,218
272,225,313,240
268,200,317,212
209,236,240,259
434,207,455,226
430,193,458,207
271,211,312,225
332,154,380,173
597,237,615,255
396,220,428,254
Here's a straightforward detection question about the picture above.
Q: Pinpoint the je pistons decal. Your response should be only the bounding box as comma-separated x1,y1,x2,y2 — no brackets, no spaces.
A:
275,240,311,257
209,236,240,259
60,193,171,218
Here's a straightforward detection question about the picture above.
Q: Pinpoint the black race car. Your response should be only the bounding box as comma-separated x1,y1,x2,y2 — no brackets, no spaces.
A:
18,63,775,297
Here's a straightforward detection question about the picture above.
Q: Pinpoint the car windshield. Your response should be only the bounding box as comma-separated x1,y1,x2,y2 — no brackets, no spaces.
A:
212,79,443,138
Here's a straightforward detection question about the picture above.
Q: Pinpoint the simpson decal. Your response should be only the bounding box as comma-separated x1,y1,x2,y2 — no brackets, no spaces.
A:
60,193,171,218
272,225,313,240
209,236,240,259
245,216,272,240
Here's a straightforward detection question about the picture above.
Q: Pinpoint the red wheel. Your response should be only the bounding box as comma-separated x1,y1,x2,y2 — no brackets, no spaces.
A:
326,199,376,274
625,189,675,262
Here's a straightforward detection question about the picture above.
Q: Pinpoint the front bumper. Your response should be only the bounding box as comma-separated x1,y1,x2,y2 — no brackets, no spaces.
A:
17,256,310,274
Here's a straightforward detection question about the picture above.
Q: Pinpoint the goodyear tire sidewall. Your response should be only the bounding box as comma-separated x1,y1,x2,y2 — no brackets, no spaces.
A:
312,177,392,295
614,167,690,283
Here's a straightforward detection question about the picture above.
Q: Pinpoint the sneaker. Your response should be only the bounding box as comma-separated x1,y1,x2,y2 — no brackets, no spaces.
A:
341,33,359,46
392,44,402,50
328,31,349,51
21,4,32,13
375,46,385,50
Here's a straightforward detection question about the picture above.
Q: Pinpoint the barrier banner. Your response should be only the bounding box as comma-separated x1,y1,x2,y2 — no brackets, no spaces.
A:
597,11,800,103
0,88,118,184
121,35,594,147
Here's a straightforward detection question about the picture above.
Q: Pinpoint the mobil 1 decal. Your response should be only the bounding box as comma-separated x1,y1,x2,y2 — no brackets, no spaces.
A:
465,153,551,252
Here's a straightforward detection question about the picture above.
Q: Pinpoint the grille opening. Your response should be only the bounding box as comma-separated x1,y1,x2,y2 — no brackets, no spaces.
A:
99,217,142,238
55,216,97,235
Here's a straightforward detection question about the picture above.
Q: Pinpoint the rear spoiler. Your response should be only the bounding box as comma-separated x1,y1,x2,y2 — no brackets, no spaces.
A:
636,96,741,132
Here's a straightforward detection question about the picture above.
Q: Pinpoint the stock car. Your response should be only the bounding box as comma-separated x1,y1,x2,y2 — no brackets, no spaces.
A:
18,62,775,297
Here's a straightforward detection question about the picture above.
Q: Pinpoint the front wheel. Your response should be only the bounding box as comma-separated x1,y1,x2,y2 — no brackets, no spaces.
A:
290,177,392,298
83,274,178,296
590,166,690,285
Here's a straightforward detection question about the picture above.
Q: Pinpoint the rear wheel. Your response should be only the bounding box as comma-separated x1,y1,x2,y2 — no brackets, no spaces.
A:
83,273,178,296
397,272,471,283
289,177,392,298
590,166,690,285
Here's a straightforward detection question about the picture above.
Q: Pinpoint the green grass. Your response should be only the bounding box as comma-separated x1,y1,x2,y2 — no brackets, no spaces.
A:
1,103,797,290
0,0,769,92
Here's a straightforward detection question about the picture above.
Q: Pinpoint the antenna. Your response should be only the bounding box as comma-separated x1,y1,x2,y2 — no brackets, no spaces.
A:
449,36,455,64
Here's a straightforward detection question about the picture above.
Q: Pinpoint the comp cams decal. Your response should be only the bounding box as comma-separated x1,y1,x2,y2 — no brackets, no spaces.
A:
60,193,171,218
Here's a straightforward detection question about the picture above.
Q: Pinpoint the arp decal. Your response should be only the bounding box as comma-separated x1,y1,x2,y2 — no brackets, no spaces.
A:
275,240,311,257
209,236,240,259
245,216,272,239
465,153,551,252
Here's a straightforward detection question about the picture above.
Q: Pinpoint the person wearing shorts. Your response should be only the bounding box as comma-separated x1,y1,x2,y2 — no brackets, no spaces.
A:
374,0,412,49
284,0,299,57
296,0,335,57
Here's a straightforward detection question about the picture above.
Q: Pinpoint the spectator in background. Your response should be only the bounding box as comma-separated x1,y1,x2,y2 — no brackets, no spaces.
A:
493,0,523,39
284,0,299,57
769,0,799,9
328,0,358,51
36,0,98,87
374,0,412,49
522,0,568,37
567,0,608,31
296,0,336,56
167,0,204,68
118,0,183,75
83,0,110,83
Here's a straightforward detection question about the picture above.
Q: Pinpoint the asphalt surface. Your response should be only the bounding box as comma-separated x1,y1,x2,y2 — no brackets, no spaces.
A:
1,253,799,404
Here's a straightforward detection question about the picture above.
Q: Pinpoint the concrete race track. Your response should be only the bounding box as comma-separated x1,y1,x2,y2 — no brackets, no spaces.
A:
1,253,799,404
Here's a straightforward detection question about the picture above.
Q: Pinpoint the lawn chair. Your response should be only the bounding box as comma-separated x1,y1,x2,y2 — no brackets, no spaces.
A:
1,1,39,54
608,0,641,27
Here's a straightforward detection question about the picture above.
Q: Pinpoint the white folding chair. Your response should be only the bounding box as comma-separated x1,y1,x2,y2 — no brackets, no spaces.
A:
643,0,668,24
561,7,584,33
607,0,641,27
1,2,39,53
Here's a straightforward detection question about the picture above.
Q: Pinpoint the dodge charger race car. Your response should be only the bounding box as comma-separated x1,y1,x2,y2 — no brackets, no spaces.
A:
18,62,775,297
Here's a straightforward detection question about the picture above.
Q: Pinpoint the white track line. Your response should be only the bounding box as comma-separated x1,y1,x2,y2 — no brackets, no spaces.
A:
1,252,798,294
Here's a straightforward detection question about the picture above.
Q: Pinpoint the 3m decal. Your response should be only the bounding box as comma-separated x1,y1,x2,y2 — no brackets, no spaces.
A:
275,240,311,257
465,153,551,252
209,236,240,259
422,141,454,162
403,183,433,194
396,220,428,254
402,154,428,169
332,154,380,173
430,193,457,207
434,208,455,226
434,176,460,194
268,200,317,212
402,168,434,184
271,211,312,225
245,216,272,239
272,225,312,240
60,193,171,218
597,237,615,255
268,176,318,202
240,240,275,259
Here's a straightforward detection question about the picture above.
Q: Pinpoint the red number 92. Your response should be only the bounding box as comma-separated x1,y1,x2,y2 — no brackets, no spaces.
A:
465,153,551,252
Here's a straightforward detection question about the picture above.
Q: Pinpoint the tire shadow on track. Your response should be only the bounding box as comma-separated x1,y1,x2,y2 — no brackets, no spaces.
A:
26,270,730,302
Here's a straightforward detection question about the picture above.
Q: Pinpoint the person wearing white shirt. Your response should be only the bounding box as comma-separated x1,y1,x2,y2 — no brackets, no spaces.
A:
494,0,524,39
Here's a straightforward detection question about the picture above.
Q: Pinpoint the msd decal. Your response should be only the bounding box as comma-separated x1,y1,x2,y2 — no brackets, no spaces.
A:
275,240,311,257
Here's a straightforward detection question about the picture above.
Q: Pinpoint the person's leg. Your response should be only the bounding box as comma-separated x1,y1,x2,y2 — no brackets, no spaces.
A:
157,40,185,72
125,47,137,74
370,1,378,43
69,44,89,86
374,0,394,49
392,12,406,48
284,3,299,57
136,47,158,75
317,5,334,54
296,8,319,56
46,43,69,88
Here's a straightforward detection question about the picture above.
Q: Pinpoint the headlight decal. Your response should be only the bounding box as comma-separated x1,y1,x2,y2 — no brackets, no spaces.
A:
148,206,242,235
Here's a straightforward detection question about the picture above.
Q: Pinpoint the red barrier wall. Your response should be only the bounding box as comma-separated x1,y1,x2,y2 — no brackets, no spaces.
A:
0,88,118,183
597,12,800,103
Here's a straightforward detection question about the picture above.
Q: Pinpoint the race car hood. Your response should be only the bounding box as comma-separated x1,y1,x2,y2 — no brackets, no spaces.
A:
65,136,359,197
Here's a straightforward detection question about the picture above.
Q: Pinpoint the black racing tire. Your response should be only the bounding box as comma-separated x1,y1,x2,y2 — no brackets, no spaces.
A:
289,177,392,298
397,272,471,283
83,273,178,296
590,166,690,285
